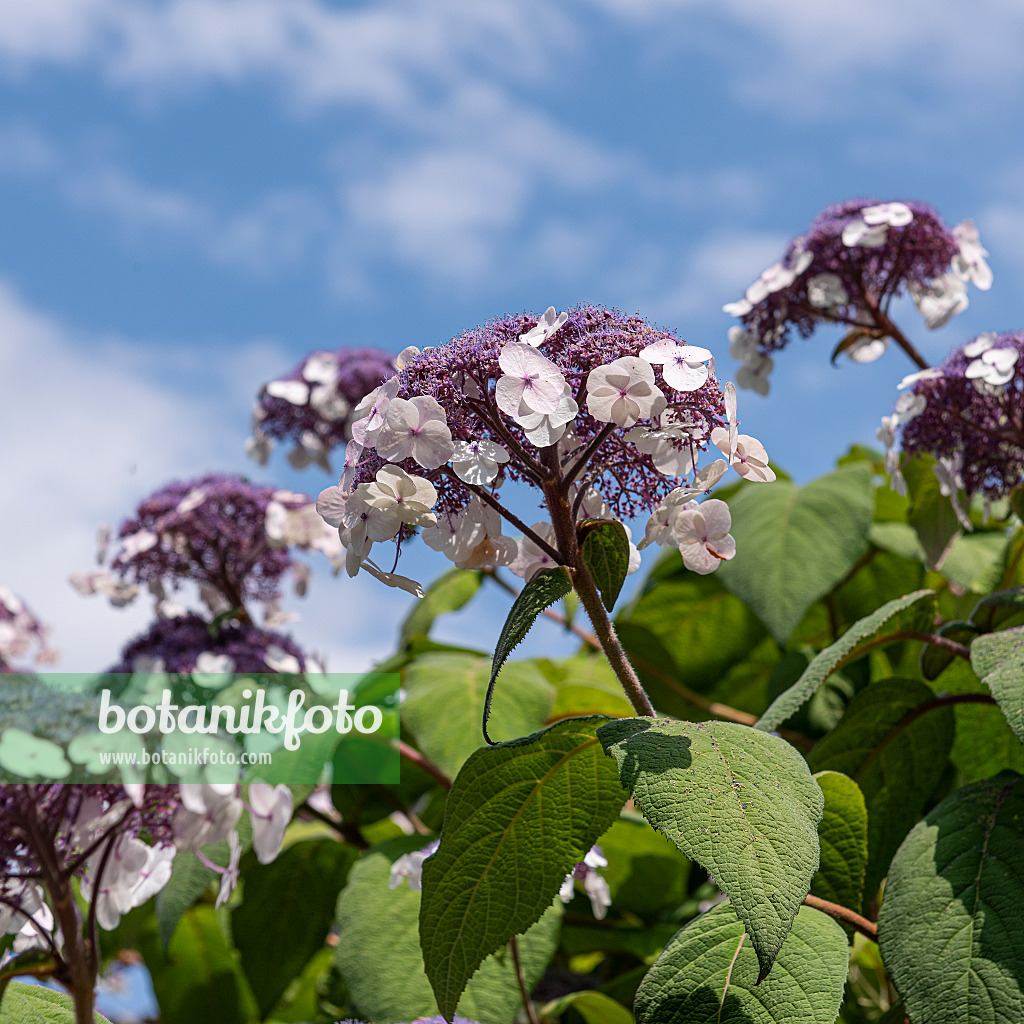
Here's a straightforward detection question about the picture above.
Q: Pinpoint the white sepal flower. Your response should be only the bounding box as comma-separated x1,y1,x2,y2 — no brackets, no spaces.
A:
248,783,293,864
638,491,697,549
388,840,439,891
516,384,579,448
639,340,712,392
675,499,736,575
909,272,968,329
806,273,849,310
861,202,913,227
722,297,753,317
934,458,972,532
509,524,559,581
841,219,889,248
846,335,890,364
302,352,339,385
952,220,992,290
360,559,425,597
495,343,566,417
350,376,401,448
897,368,943,389
357,466,438,529
966,346,1018,387
451,439,510,486
745,262,798,304
216,831,241,909
519,306,568,347
395,345,421,369
316,485,348,528
586,357,666,428
265,380,310,405
375,396,454,470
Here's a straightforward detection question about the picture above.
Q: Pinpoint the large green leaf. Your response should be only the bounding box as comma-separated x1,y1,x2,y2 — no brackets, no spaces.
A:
903,454,962,569
402,652,554,777
811,770,868,913
756,590,935,732
541,990,633,1024
139,904,257,1024
634,902,848,1024
579,519,631,610
154,840,226,950
618,568,768,695
808,678,954,903
232,838,357,1018
486,566,572,742
419,716,625,1019
972,625,1024,743
0,984,111,1024
716,463,874,643
598,718,823,979
335,846,561,1023
878,773,1024,1024
400,569,483,646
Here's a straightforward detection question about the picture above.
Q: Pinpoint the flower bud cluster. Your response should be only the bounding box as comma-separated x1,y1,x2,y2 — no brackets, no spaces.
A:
887,332,1024,500
723,199,991,393
248,347,396,469
317,305,775,591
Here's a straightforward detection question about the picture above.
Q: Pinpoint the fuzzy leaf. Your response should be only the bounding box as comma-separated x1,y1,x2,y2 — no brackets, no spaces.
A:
0,983,111,1024
972,626,1024,743
634,902,848,1024
420,716,625,1020
878,773,1024,1024
811,770,868,913
756,589,935,732
579,519,631,610
485,566,571,742
598,717,823,979
400,569,482,646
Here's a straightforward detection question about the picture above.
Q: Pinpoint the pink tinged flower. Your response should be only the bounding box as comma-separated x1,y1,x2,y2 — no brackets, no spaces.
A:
586,357,666,428
894,391,926,424
248,783,293,864
675,499,736,575
746,262,801,304
339,439,363,492
174,783,243,851
515,384,579,448
509,523,558,581
952,220,992,290
451,439,510,486
388,840,440,891
519,306,569,347
966,346,1018,387
302,352,339,385
309,383,350,422
806,273,849,310
316,485,349,529
265,379,310,405
119,530,158,560
375,396,454,470
639,340,712,392
711,428,776,482
909,272,968,329
350,376,401,447
360,559,425,597
176,488,207,515
495,343,566,417
639,493,698,550
357,465,439,529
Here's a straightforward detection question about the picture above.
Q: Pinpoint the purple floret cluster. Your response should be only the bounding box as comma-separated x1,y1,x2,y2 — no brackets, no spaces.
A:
112,474,309,607
899,332,1024,498
107,612,307,675
741,199,959,356
354,304,726,520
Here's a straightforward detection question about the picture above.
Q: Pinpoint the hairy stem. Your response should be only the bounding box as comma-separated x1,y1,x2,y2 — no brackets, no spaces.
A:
394,739,452,790
510,935,540,1024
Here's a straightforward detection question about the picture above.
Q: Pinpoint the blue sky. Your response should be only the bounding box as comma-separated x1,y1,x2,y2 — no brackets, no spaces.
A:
2,0,1023,674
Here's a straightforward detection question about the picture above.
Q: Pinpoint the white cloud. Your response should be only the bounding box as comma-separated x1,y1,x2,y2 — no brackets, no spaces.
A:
0,280,401,673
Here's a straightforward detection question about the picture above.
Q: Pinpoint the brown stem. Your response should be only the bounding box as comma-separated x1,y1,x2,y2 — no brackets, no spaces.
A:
510,935,540,1024
868,303,929,371
803,893,878,941
395,739,452,790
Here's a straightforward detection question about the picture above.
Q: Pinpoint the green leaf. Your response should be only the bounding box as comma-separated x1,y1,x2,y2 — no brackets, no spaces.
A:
716,463,874,643
941,531,1010,592
543,654,635,720
598,717,823,979
970,585,1024,632
400,569,482,646
972,626,1024,743
139,904,257,1024
634,902,848,1024
154,843,222,950
232,838,357,1018
878,772,1024,1024
485,566,572,742
812,770,868,913
579,519,631,610
336,846,561,1023
756,590,935,732
0,983,112,1024
617,569,768,698
420,716,626,1019
808,678,955,903
920,619,981,681
903,455,962,569
541,990,634,1024
402,653,554,777
0,951,57,1004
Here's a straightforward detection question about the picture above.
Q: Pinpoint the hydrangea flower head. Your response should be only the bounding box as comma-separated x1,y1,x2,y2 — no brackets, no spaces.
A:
0,586,57,671
249,347,396,468
895,331,1024,499
724,199,990,391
